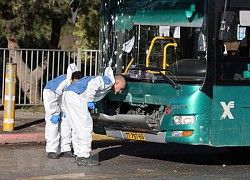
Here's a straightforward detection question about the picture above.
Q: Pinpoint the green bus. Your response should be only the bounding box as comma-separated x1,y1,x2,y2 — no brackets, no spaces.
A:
94,0,250,147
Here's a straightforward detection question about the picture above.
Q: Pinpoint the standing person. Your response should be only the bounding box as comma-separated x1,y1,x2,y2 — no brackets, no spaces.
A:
43,63,82,159
62,67,126,166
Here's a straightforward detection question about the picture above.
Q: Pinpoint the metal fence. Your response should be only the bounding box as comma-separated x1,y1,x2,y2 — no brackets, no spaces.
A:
0,48,99,106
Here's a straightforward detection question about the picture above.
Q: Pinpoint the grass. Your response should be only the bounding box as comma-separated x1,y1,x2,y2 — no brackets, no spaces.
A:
20,105,45,114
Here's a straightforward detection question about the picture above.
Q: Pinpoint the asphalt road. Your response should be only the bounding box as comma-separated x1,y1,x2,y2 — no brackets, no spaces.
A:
1,140,250,180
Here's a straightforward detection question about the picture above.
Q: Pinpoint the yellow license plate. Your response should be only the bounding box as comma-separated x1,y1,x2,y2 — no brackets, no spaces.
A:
123,132,146,141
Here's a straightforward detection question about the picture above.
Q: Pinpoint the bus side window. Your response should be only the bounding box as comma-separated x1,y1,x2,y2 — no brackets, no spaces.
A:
238,28,250,57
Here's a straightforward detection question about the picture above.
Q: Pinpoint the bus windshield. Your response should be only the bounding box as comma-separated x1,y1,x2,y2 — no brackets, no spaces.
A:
100,0,207,84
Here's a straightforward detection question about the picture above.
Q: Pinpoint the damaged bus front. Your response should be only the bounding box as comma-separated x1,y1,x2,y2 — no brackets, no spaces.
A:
93,0,208,144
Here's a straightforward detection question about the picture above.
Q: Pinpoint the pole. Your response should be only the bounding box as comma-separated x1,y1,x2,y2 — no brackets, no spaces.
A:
77,48,82,71
3,63,17,132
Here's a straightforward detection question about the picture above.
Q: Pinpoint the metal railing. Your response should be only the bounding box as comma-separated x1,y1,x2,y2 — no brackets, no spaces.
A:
0,48,99,106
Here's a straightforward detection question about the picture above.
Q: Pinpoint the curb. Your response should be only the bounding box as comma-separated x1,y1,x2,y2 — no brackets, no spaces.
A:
0,133,113,144
0,133,45,144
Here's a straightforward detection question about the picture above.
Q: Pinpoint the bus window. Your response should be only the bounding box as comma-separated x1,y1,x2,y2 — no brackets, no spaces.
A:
238,28,250,57
219,9,250,82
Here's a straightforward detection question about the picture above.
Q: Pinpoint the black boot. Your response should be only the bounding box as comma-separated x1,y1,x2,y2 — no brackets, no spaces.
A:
76,157,99,166
47,152,60,159
60,151,74,157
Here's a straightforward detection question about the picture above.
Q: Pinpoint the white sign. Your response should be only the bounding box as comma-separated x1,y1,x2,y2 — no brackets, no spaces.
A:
240,11,250,26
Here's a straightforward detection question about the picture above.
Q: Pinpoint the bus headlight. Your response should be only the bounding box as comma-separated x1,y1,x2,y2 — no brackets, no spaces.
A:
173,115,195,125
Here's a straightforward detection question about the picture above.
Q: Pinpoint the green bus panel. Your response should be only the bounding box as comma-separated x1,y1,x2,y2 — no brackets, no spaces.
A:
162,90,212,145
106,82,202,106
212,86,250,146
106,82,176,105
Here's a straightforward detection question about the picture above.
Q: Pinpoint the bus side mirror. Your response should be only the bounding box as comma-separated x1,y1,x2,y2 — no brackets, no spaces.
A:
218,11,237,41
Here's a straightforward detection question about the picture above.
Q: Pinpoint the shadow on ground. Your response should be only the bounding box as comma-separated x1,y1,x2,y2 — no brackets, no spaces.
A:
93,140,250,166
14,119,45,130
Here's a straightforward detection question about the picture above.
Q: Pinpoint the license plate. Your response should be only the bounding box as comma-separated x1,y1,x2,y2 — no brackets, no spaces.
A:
123,132,146,141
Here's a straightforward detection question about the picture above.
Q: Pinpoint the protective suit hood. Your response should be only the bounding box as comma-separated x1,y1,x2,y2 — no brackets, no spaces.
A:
104,66,115,84
67,63,78,85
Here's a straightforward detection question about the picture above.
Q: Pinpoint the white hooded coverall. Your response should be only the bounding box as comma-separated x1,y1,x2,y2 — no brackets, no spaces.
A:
62,67,115,158
43,63,78,153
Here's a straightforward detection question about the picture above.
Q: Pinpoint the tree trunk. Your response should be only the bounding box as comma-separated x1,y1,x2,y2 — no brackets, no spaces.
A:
7,19,62,104
49,18,61,49
8,38,47,104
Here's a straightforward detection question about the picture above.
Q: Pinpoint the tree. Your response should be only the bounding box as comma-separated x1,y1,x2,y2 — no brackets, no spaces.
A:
0,0,70,103
73,0,100,50
0,1,69,48
0,0,101,103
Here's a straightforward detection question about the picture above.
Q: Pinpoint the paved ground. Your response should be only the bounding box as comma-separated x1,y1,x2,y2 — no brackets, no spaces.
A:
0,107,45,134
2,108,250,179
0,106,111,144
2,140,250,180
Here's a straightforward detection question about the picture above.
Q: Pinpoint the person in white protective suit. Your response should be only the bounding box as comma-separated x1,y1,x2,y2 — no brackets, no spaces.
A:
43,63,83,159
62,67,126,166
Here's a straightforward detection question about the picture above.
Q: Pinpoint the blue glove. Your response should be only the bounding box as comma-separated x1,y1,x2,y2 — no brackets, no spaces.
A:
50,115,60,124
88,102,95,110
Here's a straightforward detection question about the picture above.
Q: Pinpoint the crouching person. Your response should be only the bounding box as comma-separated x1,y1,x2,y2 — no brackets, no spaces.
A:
43,63,82,159
62,67,126,166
